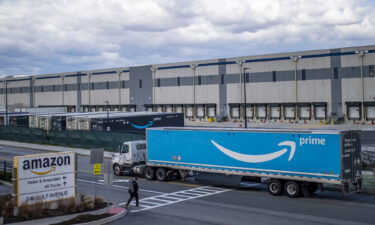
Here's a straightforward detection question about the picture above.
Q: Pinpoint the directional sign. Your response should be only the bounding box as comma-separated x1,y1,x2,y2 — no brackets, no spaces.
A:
18,173,75,194
93,164,101,175
13,152,76,206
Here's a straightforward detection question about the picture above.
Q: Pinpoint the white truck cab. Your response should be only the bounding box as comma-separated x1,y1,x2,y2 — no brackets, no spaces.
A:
112,140,147,175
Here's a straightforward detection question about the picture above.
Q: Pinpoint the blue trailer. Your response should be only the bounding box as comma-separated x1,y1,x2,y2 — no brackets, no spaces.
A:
112,127,362,197
144,127,362,197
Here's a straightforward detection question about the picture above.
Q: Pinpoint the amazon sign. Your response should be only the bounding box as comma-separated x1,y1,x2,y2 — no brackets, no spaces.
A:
14,152,76,206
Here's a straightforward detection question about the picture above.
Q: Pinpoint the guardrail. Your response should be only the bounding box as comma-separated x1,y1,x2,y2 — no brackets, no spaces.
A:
0,158,13,181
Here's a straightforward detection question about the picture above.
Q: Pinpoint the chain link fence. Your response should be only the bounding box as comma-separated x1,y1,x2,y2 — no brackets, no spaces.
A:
0,126,145,151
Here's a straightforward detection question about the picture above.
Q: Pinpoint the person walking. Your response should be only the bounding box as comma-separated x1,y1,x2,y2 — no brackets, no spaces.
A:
125,177,139,208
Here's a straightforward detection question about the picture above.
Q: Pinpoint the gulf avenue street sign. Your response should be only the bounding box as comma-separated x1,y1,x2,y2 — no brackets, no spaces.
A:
13,152,77,206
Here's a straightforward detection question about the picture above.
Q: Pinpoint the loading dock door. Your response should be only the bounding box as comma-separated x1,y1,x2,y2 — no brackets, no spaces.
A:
348,106,360,120
186,106,193,117
156,106,163,112
230,106,240,118
176,106,183,113
270,107,280,119
146,107,153,112
299,106,310,119
256,105,266,119
246,107,253,119
166,105,173,113
197,106,205,118
315,106,326,119
284,106,295,119
207,107,216,118
366,106,375,119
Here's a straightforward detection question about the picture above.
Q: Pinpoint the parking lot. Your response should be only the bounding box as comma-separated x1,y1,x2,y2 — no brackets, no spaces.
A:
1,144,375,225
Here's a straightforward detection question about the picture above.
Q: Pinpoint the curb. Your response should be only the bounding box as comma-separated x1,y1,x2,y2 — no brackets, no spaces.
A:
74,208,127,225
6,205,126,225
0,180,12,186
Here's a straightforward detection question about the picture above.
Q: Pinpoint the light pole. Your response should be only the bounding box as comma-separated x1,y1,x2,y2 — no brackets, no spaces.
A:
190,64,197,118
236,60,245,119
355,50,368,123
151,67,158,109
105,101,109,118
5,80,8,126
243,67,251,128
290,56,301,121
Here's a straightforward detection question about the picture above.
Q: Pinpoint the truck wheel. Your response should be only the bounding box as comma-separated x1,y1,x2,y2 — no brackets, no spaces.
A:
144,167,155,180
156,168,167,181
113,164,122,176
267,179,283,196
284,181,300,198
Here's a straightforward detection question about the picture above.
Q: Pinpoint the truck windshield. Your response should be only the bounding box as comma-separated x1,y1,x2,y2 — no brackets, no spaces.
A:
121,144,129,153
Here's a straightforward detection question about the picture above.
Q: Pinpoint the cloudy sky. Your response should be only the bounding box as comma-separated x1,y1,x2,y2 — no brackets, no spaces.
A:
0,0,374,77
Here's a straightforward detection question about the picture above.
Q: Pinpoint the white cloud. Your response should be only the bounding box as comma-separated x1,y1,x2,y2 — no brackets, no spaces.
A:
0,0,374,77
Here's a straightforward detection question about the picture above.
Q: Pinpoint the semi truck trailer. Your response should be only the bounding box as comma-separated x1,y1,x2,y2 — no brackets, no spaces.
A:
112,127,362,197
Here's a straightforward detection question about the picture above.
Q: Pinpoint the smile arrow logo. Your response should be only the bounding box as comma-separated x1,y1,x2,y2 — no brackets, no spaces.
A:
130,121,154,129
211,140,296,163
31,166,56,175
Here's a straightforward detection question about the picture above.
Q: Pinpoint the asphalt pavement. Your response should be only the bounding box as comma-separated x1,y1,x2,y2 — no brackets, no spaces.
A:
1,145,375,225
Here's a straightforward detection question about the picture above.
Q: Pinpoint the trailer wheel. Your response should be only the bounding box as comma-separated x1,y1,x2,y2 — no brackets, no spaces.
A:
284,181,300,198
156,168,167,181
267,179,283,196
113,164,122,176
144,167,155,180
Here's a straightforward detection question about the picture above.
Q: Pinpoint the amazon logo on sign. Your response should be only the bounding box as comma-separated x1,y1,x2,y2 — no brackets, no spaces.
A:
22,156,71,175
211,140,296,163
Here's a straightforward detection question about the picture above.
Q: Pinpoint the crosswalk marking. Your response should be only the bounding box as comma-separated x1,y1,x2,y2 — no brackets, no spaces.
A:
120,186,231,212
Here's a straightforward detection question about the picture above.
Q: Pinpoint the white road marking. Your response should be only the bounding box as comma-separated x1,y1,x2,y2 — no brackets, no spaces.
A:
119,186,232,213
97,179,130,183
76,178,165,194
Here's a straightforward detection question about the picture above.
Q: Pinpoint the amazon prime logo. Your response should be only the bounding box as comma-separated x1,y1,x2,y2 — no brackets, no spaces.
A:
211,140,296,163
299,136,326,146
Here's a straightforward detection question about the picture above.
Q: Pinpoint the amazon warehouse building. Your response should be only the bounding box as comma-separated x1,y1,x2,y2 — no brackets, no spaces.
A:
0,45,375,125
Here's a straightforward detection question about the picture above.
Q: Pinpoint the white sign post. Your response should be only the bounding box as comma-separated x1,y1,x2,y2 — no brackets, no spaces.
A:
13,152,77,206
